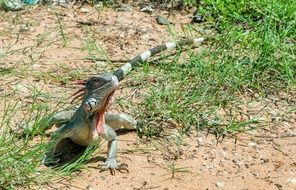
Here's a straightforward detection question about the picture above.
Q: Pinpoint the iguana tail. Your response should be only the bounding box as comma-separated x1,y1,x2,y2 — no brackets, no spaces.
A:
113,37,205,81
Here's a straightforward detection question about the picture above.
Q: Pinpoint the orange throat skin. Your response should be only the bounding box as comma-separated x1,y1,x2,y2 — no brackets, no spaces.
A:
91,90,116,136
95,112,105,134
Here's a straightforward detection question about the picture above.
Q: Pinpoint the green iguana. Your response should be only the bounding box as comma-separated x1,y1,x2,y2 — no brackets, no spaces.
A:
43,37,205,174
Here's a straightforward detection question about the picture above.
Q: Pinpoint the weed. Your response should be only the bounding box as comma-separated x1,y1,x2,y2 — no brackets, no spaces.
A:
153,132,185,161
167,162,190,179
0,94,55,188
55,14,68,47
82,34,111,65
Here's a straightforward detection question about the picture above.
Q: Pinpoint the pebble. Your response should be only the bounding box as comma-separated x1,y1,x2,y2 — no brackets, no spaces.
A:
115,4,132,12
216,181,224,188
248,141,257,147
254,93,260,98
80,7,90,13
95,61,106,67
32,64,41,70
221,151,227,158
287,178,296,184
13,83,29,93
86,185,96,190
155,15,172,25
140,5,154,13
191,13,204,23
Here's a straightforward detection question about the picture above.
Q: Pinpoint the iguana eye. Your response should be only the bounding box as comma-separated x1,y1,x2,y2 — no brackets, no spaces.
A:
89,78,102,87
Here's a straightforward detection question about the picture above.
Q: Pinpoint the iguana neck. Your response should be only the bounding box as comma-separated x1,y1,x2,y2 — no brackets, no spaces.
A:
75,106,105,137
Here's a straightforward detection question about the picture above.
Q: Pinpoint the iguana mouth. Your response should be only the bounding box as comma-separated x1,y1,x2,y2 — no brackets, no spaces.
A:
71,77,118,135
93,90,116,134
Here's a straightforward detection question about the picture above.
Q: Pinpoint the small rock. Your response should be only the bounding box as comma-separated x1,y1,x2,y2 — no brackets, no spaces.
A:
95,61,106,67
32,64,41,70
287,178,296,184
216,181,224,188
155,15,172,25
13,83,29,93
86,185,96,190
221,151,227,158
115,4,132,12
197,137,203,143
46,0,66,5
2,0,23,11
19,25,30,32
140,5,154,13
80,7,90,13
233,158,245,168
260,158,269,163
191,13,204,23
119,33,125,38
254,93,260,98
141,33,150,40
248,141,257,147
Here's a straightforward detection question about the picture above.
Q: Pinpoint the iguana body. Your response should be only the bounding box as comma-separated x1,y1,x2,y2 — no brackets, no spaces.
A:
43,37,205,173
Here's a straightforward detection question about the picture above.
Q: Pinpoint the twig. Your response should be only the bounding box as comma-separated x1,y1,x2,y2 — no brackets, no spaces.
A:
77,20,100,26
271,140,288,156
55,14,67,47
255,132,296,140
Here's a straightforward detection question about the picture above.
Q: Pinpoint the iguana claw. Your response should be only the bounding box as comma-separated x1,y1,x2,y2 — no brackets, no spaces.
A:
98,159,129,175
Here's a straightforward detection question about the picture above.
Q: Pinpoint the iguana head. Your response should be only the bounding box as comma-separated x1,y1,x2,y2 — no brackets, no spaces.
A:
72,73,119,134
82,73,118,113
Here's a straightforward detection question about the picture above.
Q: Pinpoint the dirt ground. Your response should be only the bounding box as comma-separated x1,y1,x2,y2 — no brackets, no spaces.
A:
0,3,295,190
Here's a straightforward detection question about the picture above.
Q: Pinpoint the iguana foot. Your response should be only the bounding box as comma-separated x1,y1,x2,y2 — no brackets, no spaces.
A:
98,159,129,175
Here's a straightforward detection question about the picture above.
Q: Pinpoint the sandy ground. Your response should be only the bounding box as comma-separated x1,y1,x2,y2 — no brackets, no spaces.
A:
0,3,295,190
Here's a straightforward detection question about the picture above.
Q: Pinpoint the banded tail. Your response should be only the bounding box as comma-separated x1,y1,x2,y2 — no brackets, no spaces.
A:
113,37,205,81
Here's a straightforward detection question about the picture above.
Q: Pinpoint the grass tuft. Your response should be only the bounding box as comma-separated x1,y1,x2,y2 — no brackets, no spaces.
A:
130,0,295,137
0,95,55,189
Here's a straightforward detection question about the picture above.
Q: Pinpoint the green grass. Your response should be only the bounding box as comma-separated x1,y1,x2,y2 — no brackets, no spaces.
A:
0,88,96,189
126,0,295,137
167,162,191,179
0,91,54,188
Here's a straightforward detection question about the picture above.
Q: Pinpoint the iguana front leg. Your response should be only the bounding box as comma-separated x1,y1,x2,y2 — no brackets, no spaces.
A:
48,109,76,128
105,113,137,130
99,125,128,174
